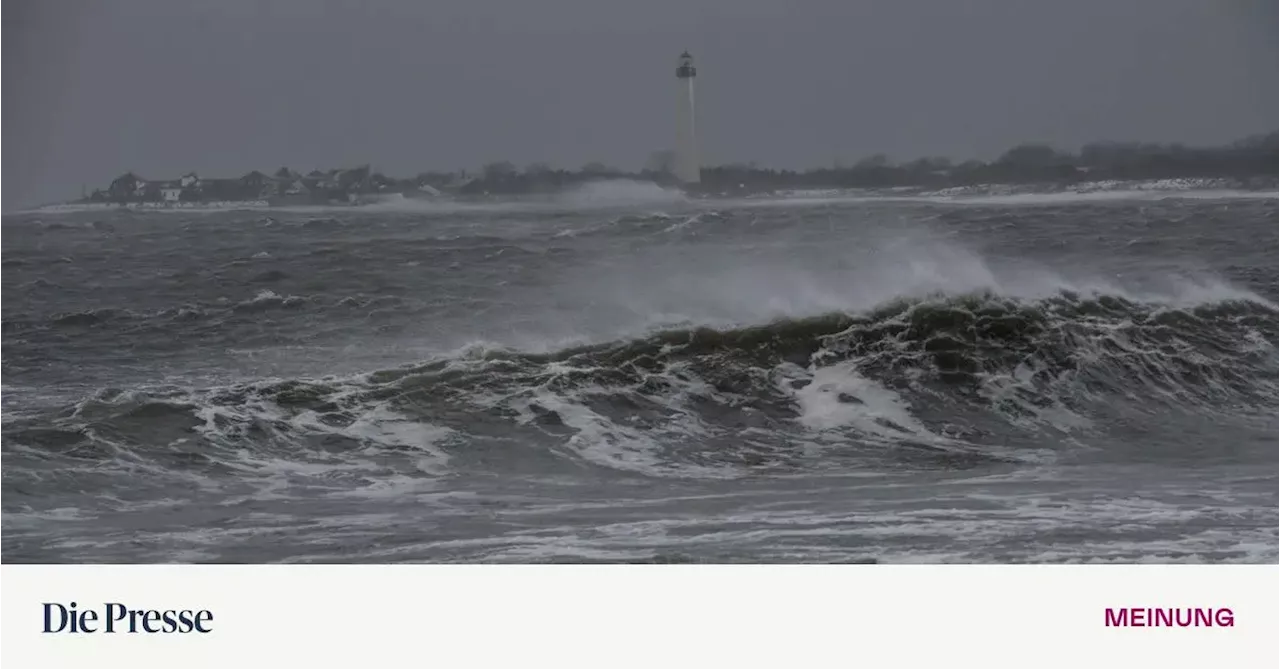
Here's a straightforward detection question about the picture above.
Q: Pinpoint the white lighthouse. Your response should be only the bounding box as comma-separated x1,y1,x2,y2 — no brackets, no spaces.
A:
674,51,700,184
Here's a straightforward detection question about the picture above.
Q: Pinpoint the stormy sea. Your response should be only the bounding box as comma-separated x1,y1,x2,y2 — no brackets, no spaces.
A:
3,181,1277,563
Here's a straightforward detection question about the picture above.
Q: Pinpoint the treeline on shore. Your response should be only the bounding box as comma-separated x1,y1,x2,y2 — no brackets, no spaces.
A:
702,133,1278,193
468,132,1279,194
83,132,1277,203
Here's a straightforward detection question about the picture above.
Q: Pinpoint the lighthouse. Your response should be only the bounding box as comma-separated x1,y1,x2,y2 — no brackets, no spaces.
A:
674,51,700,184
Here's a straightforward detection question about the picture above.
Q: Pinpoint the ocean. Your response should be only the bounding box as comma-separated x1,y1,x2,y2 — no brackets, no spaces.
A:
3,181,1277,563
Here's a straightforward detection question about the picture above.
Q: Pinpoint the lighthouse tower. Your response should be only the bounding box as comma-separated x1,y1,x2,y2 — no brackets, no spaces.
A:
674,51,700,184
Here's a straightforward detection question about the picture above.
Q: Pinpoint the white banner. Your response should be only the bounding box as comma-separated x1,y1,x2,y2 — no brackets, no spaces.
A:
2,565,1275,668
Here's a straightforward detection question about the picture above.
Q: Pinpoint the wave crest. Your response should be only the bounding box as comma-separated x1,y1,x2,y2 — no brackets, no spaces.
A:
5,290,1274,482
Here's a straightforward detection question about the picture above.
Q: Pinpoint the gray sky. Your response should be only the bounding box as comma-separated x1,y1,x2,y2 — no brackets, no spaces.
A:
4,0,1276,207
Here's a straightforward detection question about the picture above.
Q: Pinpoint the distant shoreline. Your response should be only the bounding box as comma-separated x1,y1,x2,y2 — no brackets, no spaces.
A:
43,133,1277,211
32,200,272,212
17,176,1276,215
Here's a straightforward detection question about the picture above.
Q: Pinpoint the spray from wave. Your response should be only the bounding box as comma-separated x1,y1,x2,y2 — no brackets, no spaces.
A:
553,179,688,208
551,223,1273,345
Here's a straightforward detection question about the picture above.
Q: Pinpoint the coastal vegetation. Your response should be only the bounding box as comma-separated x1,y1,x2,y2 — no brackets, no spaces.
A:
694,132,1278,194
80,133,1276,204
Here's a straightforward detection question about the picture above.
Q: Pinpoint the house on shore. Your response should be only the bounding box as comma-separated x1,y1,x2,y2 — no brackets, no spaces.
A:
94,164,404,205
103,172,195,203
159,182,184,202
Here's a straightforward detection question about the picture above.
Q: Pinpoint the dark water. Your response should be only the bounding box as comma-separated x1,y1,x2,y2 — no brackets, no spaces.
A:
3,183,1277,563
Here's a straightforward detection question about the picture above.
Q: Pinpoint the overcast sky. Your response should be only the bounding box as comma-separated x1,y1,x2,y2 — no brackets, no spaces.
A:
4,0,1276,207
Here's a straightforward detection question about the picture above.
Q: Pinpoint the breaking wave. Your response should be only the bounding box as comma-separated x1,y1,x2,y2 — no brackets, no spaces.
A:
5,289,1274,485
